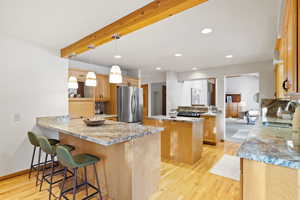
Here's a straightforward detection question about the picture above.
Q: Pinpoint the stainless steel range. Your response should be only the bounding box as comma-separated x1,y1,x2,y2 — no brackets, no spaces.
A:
176,106,209,118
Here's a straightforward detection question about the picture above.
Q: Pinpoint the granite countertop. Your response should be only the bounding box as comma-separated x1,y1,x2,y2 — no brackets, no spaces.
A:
237,117,300,170
200,112,220,117
95,114,117,118
37,116,164,146
148,115,204,123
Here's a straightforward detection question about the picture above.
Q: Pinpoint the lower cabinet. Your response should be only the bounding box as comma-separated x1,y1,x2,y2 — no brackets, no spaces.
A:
202,116,217,145
144,118,203,164
241,158,300,200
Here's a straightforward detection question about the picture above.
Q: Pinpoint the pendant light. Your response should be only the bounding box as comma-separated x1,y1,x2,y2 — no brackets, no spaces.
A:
109,65,122,83
85,71,97,87
109,34,123,83
68,76,78,89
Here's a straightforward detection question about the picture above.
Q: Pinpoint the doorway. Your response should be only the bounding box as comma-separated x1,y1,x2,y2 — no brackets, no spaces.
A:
224,73,260,143
150,82,166,116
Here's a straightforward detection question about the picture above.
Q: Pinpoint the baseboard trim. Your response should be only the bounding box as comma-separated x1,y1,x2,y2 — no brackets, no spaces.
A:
0,169,30,181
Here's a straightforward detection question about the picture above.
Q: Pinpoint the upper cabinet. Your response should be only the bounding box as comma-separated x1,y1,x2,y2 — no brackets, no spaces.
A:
69,68,87,82
121,76,139,87
95,74,110,102
275,0,298,98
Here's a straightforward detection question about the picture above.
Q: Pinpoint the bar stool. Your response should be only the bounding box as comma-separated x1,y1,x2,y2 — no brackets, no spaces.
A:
27,131,59,186
38,136,75,200
56,145,103,200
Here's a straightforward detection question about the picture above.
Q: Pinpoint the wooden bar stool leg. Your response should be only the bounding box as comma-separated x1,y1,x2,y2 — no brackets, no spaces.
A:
35,147,42,186
93,163,102,200
84,166,88,196
72,168,78,200
48,155,55,200
28,146,36,179
59,167,67,200
39,153,48,191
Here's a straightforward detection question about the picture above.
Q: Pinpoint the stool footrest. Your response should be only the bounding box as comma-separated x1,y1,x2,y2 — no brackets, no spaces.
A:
61,181,100,200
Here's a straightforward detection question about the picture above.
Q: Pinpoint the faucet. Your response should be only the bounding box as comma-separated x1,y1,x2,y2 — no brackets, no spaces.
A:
285,100,300,112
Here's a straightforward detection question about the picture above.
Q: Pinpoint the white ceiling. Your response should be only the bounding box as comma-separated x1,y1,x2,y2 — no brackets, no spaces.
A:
1,0,280,72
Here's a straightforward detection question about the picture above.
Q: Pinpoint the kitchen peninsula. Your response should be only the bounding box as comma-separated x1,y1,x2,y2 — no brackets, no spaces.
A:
37,116,163,200
238,117,300,200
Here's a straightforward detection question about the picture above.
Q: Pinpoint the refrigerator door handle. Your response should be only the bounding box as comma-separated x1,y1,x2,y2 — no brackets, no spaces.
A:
131,92,136,116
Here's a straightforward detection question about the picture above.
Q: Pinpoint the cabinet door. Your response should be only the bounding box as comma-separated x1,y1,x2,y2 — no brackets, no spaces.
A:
203,117,216,145
281,0,298,93
106,84,117,114
69,68,87,82
95,75,110,102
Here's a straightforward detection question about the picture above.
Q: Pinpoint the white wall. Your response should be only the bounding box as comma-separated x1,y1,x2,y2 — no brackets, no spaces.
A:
69,59,139,78
173,61,274,139
166,72,184,114
69,60,110,75
181,80,208,106
141,71,166,84
0,33,68,176
226,76,260,111
178,61,274,110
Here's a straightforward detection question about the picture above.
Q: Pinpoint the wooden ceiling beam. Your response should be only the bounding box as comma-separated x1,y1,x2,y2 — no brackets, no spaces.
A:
61,0,208,58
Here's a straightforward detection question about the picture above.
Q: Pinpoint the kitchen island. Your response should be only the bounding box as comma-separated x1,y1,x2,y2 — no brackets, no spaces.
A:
237,118,300,200
37,116,163,200
144,116,204,164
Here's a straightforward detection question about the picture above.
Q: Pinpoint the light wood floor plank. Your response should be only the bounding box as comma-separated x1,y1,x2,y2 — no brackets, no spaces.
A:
0,142,240,200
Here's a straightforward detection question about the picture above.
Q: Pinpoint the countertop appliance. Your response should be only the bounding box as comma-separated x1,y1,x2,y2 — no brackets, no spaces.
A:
117,86,143,123
177,111,203,117
177,106,209,118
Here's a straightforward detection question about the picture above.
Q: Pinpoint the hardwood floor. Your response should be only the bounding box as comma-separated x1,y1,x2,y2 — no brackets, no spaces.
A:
0,142,240,200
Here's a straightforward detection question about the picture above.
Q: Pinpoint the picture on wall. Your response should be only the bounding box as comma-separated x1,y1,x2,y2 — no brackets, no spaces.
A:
191,88,202,106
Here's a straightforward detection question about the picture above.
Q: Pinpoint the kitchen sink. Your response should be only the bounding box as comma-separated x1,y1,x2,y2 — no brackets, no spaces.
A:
262,121,292,128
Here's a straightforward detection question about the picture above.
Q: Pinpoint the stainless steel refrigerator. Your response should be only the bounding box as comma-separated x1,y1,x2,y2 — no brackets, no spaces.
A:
117,86,143,123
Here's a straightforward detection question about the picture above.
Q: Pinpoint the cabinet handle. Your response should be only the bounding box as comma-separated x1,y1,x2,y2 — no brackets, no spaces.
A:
282,79,290,92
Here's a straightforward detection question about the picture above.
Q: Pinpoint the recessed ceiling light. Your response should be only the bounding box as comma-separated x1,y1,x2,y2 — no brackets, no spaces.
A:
226,55,233,58
192,67,198,70
174,53,183,57
156,67,161,70
201,28,213,34
114,55,122,59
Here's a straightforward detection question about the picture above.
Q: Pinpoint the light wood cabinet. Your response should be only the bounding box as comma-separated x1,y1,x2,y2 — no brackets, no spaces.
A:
68,68,87,82
202,116,217,145
274,0,298,97
69,98,95,118
142,84,149,118
122,76,139,87
144,118,203,164
241,158,300,200
95,74,110,102
226,103,240,118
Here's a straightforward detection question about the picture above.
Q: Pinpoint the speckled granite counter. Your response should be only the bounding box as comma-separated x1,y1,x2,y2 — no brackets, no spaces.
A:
148,115,204,123
95,114,117,118
37,116,163,146
237,117,300,169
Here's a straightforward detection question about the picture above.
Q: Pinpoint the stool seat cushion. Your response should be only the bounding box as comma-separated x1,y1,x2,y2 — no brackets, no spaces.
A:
56,146,100,169
38,136,75,155
53,144,75,154
73,154,100,168
48,139,60,145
